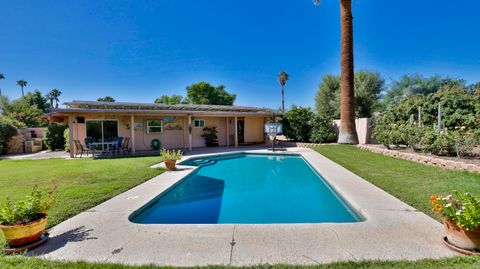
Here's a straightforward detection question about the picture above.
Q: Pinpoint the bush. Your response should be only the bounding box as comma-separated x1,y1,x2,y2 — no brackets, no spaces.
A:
0,185,57,225
309,114,337,143
283,106,314,142
64,128,70,152
44,123,67,151
419,128,455,156
452,130,477,157
0,116,18,154
201,126,218,147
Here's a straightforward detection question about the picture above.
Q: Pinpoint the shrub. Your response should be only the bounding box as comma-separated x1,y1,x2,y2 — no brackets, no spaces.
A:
44,123,67,151
451,130,477,157
64,128,70,152
201,126,218,147
309,114,337,143
431,192,480,231
419,128,455,156
160,148,183,161
0,116,18,154
0,185,58,225
283,106,314,142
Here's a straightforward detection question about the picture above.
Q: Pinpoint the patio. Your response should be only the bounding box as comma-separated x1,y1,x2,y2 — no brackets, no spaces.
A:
29,147,457,266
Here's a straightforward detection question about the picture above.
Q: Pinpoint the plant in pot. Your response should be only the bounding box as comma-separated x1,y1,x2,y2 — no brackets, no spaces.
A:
201,126,219,147
160,148,183,171
0,185,57,248
430,192,480,251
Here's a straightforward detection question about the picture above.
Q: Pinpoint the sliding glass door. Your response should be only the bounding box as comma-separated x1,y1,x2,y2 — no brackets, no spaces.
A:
86,120,118,142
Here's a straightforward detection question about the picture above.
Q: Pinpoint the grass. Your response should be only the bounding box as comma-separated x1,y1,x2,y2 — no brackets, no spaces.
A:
314,145,480,221
0,156,164,232
0,256,480,269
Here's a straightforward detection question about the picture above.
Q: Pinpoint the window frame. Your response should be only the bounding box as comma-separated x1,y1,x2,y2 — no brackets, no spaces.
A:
85,119,119,143
193,119,205,128
146,119,163,134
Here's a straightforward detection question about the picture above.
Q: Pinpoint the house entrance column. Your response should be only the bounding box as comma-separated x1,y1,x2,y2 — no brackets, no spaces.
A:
130,114,136,154
234,116,238,148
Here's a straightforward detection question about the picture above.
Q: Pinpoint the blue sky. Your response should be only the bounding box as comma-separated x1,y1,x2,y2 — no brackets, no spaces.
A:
0,0,479,108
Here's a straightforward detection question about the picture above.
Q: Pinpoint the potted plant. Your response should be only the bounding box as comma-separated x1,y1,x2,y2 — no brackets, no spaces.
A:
0,185,57,247
201,126,219,147
160,148,183,171
430,192,480,250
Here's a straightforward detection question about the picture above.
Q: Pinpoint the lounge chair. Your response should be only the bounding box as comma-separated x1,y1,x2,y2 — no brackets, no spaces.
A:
122,137,130,155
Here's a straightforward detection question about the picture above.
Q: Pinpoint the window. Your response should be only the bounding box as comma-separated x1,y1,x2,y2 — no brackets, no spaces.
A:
86,120,118,142
193,119,205,128
147,120,163,133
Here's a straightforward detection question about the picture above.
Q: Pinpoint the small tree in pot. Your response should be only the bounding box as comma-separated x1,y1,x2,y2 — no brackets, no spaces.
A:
430,192,480,251
201,126,219,147
0,185,57,247
160,149,183,171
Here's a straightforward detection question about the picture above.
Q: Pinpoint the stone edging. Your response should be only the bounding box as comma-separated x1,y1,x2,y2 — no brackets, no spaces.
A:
357,144,480,173
280,141,323,148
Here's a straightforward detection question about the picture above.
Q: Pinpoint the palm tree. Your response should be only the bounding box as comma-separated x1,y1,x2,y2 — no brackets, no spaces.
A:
46,92,54,108
277,71,289,113
0,73,4,98
48,89,62,108
313,0,358,144
17,80,27,97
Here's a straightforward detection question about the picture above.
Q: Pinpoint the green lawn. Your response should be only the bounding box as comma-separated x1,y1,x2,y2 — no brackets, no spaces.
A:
0,156,164,230
314,145,480,221
1,256,480,269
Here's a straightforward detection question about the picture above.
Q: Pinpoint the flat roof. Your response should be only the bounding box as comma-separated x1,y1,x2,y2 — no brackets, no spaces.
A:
49,100,277,116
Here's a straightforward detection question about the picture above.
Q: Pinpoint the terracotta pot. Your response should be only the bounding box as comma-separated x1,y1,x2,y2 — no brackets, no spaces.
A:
0,215,47,247
442,217,480,250
165,159,177,171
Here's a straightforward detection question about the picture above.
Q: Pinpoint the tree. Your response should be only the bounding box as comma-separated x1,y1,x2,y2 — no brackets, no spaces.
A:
283,106,315,142
383,74,465,107
97,96,116,102
314,0,358,144
155,95,183,105
9,97,46,127
25,90,49,112
47,89,62,108
16,80,27,97
315,71,384,119
186,82,236,105
277,71,289,113
315,74,340,119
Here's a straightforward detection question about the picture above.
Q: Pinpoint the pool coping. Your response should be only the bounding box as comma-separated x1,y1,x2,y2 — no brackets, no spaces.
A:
30,147,457,266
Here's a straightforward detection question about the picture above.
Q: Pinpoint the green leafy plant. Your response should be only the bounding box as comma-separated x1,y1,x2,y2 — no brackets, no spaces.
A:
64,128,70,152
44,122,67,151
0,185,58,225
0,116,18,154
160,149,183,161
309,114,337,143
430,192,480,231
201,126,219,147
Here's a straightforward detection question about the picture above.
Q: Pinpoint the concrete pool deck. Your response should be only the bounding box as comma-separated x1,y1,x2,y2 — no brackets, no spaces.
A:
30,147,457,266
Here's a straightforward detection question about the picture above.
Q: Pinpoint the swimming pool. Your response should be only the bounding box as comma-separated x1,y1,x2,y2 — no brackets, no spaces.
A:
130,153,362,224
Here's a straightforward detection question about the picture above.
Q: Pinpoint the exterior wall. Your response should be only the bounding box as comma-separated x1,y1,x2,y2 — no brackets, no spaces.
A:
191,116,227,147
67,113,268,152
244,117,265,143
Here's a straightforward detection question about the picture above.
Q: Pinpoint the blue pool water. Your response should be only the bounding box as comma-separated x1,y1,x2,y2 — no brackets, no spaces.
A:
130,153,362,224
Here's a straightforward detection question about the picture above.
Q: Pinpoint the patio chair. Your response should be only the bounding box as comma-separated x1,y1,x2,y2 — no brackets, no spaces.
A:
74,140,93,158
122,137,130,156
112,137,124,155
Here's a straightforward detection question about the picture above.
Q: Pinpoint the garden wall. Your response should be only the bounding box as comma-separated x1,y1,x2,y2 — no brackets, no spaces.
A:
333,118,375,144
358,144,480,173
6,128,45,154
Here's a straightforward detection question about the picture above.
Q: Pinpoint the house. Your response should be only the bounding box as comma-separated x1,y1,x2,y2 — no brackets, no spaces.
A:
48,100,275,157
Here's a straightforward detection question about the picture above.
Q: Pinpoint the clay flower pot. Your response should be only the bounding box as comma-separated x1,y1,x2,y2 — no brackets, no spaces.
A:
0,215,47,247
165,159,177,171
443,217,480,250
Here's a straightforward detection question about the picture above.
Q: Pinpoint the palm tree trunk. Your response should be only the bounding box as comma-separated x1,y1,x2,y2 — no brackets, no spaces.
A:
337,0,358,144
21,86,24,97
282,85,285,113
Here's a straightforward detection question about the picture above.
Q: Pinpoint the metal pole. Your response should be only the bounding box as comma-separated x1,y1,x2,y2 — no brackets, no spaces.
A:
418,107,422,127
271,112,276,152
437,104,442,131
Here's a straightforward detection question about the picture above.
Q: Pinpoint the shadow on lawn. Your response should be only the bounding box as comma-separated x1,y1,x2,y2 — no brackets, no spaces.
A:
29,226,97,255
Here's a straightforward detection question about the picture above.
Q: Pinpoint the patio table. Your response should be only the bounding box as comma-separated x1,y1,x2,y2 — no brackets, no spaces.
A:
91,141,118,157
